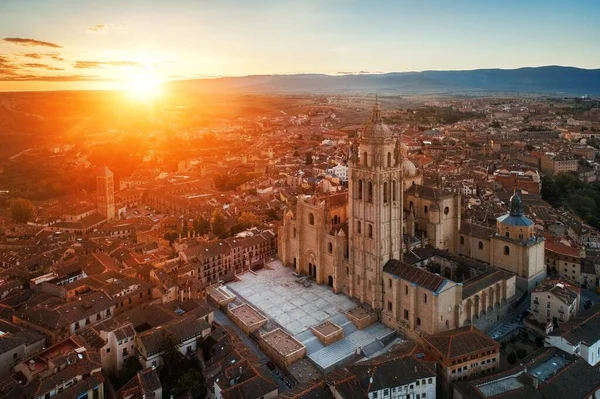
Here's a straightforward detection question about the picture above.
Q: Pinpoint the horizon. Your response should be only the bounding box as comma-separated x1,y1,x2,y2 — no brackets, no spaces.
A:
1,0,599,91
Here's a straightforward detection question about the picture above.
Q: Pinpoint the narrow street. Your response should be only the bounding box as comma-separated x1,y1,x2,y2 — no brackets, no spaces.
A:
213,309,291,393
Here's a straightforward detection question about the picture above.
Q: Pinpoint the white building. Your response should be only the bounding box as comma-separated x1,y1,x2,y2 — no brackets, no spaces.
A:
326,163,348,182
545,306,600,367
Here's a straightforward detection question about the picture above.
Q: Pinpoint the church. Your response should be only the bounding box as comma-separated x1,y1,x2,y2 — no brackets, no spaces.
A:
278,99,545,339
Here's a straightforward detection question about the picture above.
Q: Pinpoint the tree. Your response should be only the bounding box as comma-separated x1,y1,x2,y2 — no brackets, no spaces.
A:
9,198,36,224
266,208,280,221
516,348,528,359
507,351,517,365
164,230,179,244
193,218,210,236
305,152,313,165
159,335,187,381
210,208,227,237
489,120,502,129
172,369,206,399
524,143,534,152
238,212,259,229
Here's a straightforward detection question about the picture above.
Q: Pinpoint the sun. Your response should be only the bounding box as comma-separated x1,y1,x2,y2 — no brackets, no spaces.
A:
125,73,162,101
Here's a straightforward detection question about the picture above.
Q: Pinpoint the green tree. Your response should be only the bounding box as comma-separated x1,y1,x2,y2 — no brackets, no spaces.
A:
160,335,187,381
193,218,210,235
9,198,36,224
164,230,179,244
507,351,517,365
266,208,280,221
210,208,227,237
516,348,528,359
172,369,206,399
238,211,259,229
305,152,313,165
540,176,561,206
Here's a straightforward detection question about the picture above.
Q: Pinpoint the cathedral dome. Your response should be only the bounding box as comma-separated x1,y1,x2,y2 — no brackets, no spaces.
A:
363,97,392,139
363,121,392,138
401,158,418,177
399,143,418,177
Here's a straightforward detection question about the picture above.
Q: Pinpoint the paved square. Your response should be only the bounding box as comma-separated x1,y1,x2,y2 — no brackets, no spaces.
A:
226,261,397,371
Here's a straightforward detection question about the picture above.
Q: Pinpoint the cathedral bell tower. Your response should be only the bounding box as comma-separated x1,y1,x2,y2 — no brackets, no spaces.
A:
348,97,405,310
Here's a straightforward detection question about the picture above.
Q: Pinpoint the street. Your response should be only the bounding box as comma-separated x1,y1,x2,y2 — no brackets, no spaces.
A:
213,309,292,393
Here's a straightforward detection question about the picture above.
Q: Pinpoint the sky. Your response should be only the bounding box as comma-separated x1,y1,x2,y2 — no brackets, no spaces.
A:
0,0,599,91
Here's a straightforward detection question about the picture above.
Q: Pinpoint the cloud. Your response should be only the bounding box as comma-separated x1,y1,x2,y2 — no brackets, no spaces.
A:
74,60,144,69
22,63,64,71
0,74,106,82
3,37,62,48
87,24,124,33
22,53,65,61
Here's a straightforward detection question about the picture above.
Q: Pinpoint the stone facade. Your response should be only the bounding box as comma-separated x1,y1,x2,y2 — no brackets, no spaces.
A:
278,99,522,340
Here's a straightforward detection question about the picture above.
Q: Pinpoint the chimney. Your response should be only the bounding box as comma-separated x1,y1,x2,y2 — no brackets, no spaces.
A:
28,359,35,372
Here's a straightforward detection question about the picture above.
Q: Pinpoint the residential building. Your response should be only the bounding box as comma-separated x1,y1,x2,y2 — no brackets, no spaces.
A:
540,153,578,176
530,279,579,330
116,367,162,399
78,319,137,374
6,336,105,399
0,319,45,377
423,325,500,396
453,347,600,399
13,291,116,345
545,305,600,367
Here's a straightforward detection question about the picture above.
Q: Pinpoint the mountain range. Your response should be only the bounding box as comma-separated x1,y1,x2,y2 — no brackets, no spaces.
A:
169,66,600,95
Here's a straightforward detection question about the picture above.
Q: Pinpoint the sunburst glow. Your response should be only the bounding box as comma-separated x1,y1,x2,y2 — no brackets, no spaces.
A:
125,73,162,101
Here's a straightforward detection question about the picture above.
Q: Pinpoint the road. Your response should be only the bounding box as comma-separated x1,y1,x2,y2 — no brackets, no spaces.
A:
213,309,291,393
486,294,530,341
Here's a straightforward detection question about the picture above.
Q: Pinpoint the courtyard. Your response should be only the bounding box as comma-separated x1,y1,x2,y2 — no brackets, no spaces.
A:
226,260,398,371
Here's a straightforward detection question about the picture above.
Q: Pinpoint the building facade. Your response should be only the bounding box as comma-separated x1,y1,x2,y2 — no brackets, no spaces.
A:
278,99,521,340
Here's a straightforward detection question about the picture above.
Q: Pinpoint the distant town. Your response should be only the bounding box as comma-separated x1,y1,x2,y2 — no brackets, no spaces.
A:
1,91,600,399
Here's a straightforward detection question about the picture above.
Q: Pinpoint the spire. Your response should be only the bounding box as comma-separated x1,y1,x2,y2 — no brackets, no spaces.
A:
509,187,524,216
371,95,382,122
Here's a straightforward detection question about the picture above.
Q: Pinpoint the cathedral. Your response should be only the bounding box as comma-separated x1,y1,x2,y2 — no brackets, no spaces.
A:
278,99,545,339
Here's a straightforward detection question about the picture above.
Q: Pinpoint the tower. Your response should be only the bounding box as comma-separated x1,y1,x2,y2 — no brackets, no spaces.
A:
96,166,115,220
348,97,405,310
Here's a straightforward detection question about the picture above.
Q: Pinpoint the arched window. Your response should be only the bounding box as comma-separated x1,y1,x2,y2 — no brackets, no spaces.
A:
478,241,483,250
363,151,368,167
409,201,414,209
460,236,465,245
505,231,510,238
424,294,428,304
387,301,392,311
387,152,392,167
358,179,363,200
308,213,315,225
417,317,421,326
357,221,362,234
504,246,510,255
328,242,333,253
444,206,450,215
383,182,388,203
424,205,428,214
367,181,373,202
368,224,373,238
392,180,397,201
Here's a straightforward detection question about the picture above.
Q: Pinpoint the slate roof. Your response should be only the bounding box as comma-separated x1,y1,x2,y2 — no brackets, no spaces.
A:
423,325,499,361
459,222,495,240
383,259,448,293
454,347,600,399
548,305,600,346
